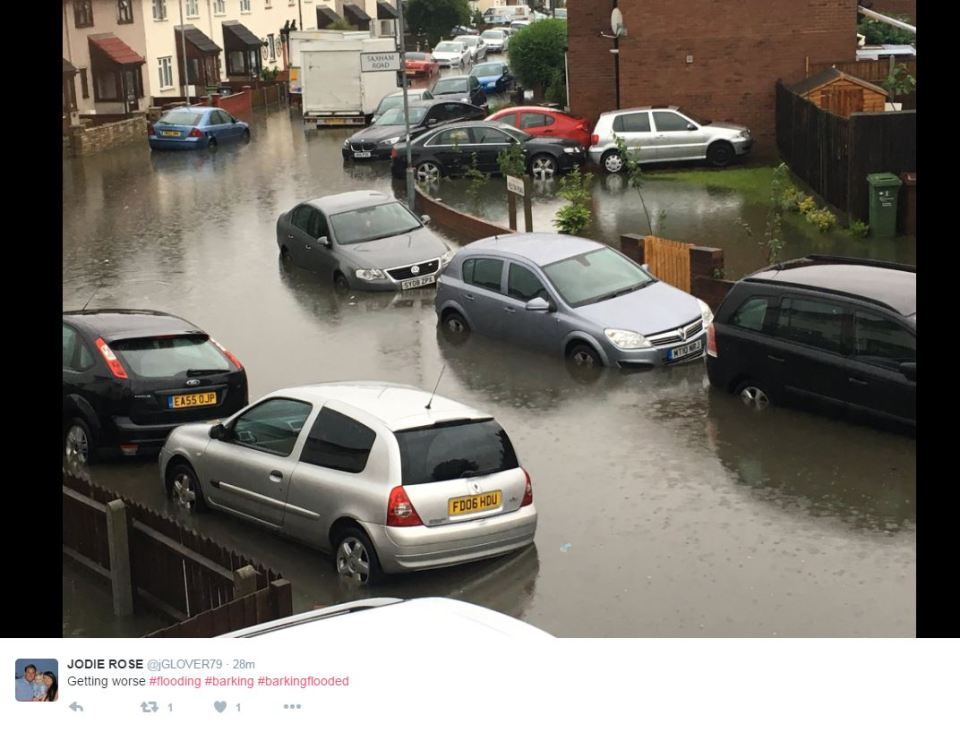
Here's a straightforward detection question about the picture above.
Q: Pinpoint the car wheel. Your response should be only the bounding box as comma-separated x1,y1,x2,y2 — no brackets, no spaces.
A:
735,380,773,411
707,141,735,168
416,160,442,183
207,136,218,150
440,309,471,344
64,417,95,466
334,528,382,586
567,342,602,369
242,128,251,143
334,272,350,292
601,150,624,174
530,153,557,178
166,461,208,513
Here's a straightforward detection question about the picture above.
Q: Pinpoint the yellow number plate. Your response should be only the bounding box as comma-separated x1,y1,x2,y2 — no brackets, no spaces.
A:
169,392,217,409
160,130,180,137
448,490,502,516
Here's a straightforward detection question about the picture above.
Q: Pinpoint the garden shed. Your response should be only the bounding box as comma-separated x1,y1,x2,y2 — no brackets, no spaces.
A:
789,68,889,117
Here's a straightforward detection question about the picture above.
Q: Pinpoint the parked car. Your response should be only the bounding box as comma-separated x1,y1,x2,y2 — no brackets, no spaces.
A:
705,255,916,429
370,88,433,123
589,105,753,171
276,190,452,291
480,28,509,53
454,34,488,62
510,20,531,32
403,51,439,79
435,233,713,370
221,597,552,638
430,75,488,107
160,381,538,585
431,40,472,68
483,8,511,25
148,106,250,151
391,121,586,182
469,61,515,94
343,100,486,160
450,25,478,36
486,105,591,148
63,309,248,465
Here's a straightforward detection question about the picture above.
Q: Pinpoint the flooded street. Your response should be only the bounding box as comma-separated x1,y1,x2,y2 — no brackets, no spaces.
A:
63,106,915,637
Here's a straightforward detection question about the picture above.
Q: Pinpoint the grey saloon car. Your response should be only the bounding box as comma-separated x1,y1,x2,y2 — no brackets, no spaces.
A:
435,234,714,368
159,381,537,585
276,190,453,291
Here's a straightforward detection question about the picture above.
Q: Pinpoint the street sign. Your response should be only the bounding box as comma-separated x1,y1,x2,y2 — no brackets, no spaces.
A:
361,52,401,72
507,175,525,196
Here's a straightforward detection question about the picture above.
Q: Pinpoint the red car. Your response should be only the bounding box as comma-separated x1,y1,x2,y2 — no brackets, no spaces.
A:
405,52,439,78
485,106,592,148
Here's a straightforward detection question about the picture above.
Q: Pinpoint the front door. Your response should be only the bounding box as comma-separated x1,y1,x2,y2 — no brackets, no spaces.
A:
124,69,139,111
844,309,916,424
426,126,480,177
471,125,514,172
286,205,319,270
651,110,709,161
500,262,560,353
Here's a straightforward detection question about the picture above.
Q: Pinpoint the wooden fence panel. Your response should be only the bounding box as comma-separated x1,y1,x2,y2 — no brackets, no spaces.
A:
644,236,693,292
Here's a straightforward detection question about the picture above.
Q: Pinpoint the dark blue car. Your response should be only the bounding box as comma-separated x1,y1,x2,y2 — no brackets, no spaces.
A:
148,106,250,151
469,62,514,94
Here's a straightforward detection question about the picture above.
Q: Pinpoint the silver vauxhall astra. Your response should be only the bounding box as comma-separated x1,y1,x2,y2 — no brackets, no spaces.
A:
159,381,537,585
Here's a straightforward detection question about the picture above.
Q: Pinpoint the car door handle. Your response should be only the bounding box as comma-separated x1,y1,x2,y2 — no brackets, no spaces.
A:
848,377,869,386
305,244,311,250
464,294,475,301
767,355,785,363
269,470,283,482
504,306,516,313
287,234,295,239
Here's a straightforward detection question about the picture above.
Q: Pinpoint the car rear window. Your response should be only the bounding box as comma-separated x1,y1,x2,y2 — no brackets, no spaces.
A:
159,110,203,126
111,334,231,378
395,419,519,485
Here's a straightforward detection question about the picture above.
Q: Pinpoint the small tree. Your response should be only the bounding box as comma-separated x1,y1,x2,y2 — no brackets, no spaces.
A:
857,14,915,46
471,8,484,27
497,142,526,178
407,0,471,47
883,63,916,104
553,166,593,235
613,135,656,236
507,19,567,98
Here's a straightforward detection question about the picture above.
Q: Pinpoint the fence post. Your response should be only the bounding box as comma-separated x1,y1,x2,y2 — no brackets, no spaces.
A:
522,175,533,232
233,565,259,597
619,233,645,264
106,499,133,617
689,246,725,294
268,579,293,621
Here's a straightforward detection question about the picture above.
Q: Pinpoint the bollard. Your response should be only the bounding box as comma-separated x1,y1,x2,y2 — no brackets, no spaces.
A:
106,499,133,617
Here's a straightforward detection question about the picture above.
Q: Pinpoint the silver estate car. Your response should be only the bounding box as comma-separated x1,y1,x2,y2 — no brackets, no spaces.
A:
159,381,537,585
276,190,453,291
435,234,713,369
589,106,753,171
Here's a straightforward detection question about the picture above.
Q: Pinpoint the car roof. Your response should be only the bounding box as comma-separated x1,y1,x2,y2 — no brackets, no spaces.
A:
63,309,203,340
163,106,216,114
602,105,679,115
265,381,491,432
491,105,575,117
459,232,603,267
746,258,916,316
387,89,428,98
221,597,551,639
305,190,396,214
437,74,470,82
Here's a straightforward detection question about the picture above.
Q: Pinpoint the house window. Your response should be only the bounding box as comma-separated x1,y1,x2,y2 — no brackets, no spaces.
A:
74,0,94,28
241,0,252,12
117,0,134,24
185,0,199,17
94,70,120,101
213,0,225,13
80,68,90,99
153,0,168,21
158,56,174,89
268,34,276,62
379,20,395,37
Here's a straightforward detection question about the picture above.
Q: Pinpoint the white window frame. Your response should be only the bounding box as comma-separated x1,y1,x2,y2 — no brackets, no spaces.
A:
152,0,168,21
158,57,174,90
185,0,199,18
240,0,252,12
213,0,226,14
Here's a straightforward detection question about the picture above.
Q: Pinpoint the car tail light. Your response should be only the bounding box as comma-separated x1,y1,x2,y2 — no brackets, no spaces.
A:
391,148,398,159
520,468,533,507
147,122,155,135
706,323,717,357
120,444,139,456
590,133,599,145
211,338,243,370
94,337,129,379
188,127,203,138
387,486,422,527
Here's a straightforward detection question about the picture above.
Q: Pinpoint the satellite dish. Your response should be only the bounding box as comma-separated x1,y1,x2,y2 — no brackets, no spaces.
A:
611,8,627,37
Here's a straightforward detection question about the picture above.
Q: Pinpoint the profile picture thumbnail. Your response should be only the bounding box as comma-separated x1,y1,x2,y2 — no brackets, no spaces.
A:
15,659,58,702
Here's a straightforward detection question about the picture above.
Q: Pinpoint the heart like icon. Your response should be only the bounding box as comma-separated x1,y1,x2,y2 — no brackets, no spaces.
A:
214,701,227,713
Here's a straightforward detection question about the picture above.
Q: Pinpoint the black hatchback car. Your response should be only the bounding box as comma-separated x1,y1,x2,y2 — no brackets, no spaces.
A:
391,121,586,182
63,310,249,464
341,100,486,161
706,256,916,429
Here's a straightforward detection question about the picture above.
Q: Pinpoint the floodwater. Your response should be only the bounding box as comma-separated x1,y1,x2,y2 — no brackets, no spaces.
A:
63,101,915,637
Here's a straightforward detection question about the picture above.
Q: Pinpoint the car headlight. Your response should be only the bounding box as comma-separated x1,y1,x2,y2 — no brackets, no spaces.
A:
439,250,454,267
604,328,652,350
355,268,387,281
342,138,351,148
697,298,714,326
563,146,582,154
381,136,401,146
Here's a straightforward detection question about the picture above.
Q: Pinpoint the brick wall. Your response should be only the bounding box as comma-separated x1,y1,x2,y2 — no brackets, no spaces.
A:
415,187,514,240
867,0,915,22
210,90,254,120
66,114,147,157
568,0,857,153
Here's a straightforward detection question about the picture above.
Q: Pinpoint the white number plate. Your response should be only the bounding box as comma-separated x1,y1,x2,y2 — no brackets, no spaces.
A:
668,340,703,361
400,274,437,290
353,151,372,158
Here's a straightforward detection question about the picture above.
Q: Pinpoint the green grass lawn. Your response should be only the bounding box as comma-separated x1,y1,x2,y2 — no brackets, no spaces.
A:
644,164,779,204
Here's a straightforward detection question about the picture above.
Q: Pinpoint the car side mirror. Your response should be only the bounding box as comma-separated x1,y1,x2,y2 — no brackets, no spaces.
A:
687,123,697,130
427,118,438,126
899,361,916,381
526,296,551,312
420,214,431,225
209,423,226,439
318,236,331,248
641,263,650,272
231,116,238,124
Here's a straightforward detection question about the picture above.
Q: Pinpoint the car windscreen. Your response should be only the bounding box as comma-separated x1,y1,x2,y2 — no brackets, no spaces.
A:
159,110,203,126
481,30,503,39
395,419,519,485
433,78,468,94
376,96,403,115
434,42,462,52
543,247,655,307
472,63,503,76
375,107,428,126
330,202,422,245
406,52,427,60
455,37,478,46
110,334,231,378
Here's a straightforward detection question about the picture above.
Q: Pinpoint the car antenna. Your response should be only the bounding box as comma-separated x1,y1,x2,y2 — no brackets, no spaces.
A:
425,364,446,410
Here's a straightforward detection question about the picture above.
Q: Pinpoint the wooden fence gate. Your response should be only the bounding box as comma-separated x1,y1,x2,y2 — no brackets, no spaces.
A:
643,236,693,292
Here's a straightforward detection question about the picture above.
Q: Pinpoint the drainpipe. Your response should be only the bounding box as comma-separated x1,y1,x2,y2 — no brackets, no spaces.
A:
63,2,73,63
179,0,192,104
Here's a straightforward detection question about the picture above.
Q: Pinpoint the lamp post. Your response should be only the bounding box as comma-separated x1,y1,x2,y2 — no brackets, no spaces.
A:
397,0,415,209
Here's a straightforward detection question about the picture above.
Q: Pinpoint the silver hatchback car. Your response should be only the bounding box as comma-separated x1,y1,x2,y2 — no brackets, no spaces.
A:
159,382,537,585
435,234,713,369
589,105,753,171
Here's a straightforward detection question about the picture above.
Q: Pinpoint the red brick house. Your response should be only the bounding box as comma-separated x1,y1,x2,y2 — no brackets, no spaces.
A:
566,0,858,153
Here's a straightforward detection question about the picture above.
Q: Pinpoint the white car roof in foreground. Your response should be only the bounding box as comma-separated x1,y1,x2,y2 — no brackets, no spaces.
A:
220,597,552,639
268,381,490,432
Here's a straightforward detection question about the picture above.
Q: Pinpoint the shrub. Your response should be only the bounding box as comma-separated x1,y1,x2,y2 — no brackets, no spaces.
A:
780,185,803,212
806,207,837,232
507,19,567,93
849,219,870,238
798,195,818,214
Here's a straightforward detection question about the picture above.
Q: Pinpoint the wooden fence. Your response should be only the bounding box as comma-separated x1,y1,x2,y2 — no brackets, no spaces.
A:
807,58,916,85
642,237,692,293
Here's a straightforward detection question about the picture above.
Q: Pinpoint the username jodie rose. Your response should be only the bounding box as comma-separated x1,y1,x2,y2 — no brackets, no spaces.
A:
66,659,144,669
